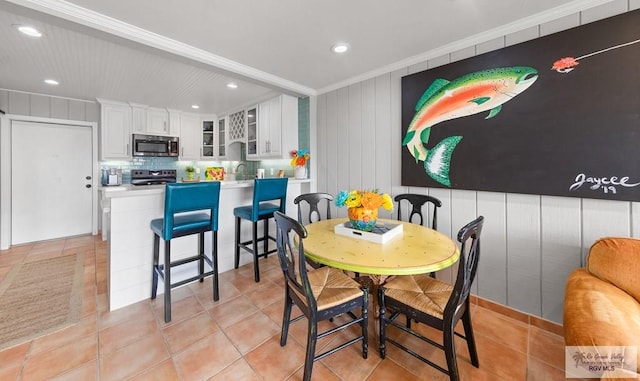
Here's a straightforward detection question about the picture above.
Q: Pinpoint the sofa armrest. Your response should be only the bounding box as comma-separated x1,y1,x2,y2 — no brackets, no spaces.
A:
588,237,640,303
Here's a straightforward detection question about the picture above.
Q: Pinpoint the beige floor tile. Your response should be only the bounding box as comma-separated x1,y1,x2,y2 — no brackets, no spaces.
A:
99,331,169,381
128,359,180,381
528,325,566,371
244,280,285,309
208,294,259,328
162,311,219,354
173,331,242,381
208,359,261,381
366,358,422,381
30,316,97,355
472,305,529,353
99,312,158,354
152,295,205,327
245,335,306,381
290,360,342,381
50,359,98,381
21,334,97,380
98,300,153,330
224,310,280,354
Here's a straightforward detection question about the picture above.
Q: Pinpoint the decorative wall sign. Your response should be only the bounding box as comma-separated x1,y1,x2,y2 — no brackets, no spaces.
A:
401,10,640,202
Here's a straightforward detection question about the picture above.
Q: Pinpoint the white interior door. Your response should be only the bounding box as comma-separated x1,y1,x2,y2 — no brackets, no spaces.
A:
11,121,93,244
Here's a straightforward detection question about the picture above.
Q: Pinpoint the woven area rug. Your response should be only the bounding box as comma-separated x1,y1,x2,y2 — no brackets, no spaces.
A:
0,253,84,350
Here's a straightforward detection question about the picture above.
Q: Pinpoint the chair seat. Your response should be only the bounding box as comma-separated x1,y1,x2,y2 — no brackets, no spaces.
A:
383,274,453,319
150,213,212,238
291,267,364,311
233,203,281,221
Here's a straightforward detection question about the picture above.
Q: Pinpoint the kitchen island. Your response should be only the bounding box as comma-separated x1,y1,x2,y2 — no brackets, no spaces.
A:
102,178,311,311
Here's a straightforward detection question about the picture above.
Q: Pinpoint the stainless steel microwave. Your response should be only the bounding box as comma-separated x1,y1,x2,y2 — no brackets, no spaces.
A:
132,134,179,157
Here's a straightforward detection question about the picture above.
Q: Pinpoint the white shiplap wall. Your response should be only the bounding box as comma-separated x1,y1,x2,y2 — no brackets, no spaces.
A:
316,0,640,323
0,90,98,123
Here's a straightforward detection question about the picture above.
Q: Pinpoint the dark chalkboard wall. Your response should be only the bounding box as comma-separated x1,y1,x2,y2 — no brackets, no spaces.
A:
401,10,640,202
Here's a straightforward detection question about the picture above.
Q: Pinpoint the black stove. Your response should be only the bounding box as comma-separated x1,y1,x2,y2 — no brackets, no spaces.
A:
131,169,177,186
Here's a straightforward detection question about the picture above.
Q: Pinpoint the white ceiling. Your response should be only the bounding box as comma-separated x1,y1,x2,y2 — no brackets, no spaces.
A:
0,0,613,115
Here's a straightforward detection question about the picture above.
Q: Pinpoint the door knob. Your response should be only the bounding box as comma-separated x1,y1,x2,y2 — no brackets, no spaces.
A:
86,184,92,188
86,176,92,180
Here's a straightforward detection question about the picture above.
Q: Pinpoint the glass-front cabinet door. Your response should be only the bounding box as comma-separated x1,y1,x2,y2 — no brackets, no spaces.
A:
217,117,226,158
202,119,214,158
246,106,258,158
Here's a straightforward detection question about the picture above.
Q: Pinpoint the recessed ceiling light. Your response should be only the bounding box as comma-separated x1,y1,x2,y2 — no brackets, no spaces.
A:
16,25,42,37
191,104,200,109
331,42,350,54
44,79,59,86
227,82,238,89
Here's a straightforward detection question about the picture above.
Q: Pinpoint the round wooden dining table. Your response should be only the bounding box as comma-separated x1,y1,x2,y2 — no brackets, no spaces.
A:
300,218,460,277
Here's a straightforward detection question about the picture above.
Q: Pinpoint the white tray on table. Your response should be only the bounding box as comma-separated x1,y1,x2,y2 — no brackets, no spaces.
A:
334,221,403,244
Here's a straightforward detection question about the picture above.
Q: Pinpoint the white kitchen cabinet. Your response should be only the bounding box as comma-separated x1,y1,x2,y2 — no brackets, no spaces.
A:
130,103,147,133
180,113,201,160
98,99,131,160
130,103,172,136
146,107,169,135
246,106,258,159
246,94,298,160
167,109,181,136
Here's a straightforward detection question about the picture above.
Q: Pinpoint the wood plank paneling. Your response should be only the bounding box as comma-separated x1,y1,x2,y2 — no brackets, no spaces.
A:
540,196,582,322
85,101,98,123
8,92,29,115
582,199,631,262
375,71,392,194
361,79,376,191
69,99,86,121
50,97,69,120
506,193,541,316
30,94,50,118
476,37,505,55
325,91,339,215
476,191,508,305
0,90,8,113
336,88,350,218
539,13,580,36
348,83,362,190
317,94,327,196
581,0,629,23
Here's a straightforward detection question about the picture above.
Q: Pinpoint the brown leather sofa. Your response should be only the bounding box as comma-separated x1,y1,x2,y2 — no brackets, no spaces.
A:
564,237,640,379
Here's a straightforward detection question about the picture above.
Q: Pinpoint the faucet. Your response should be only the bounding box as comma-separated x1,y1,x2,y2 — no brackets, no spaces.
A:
235,163,247,180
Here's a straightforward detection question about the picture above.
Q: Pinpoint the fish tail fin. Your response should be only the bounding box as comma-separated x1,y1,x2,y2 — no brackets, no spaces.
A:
424,136,463,187
403,128,431,162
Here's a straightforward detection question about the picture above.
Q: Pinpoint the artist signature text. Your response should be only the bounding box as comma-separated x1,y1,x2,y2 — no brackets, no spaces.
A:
569,173,640,194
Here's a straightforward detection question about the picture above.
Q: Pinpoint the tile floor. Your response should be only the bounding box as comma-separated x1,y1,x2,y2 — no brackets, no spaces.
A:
0,234,578,380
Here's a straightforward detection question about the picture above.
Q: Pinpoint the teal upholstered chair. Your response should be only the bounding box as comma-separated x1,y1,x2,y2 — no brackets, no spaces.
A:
151,182,221,323
234,178,288,282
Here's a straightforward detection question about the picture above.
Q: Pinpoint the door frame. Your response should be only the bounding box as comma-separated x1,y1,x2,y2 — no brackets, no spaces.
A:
0,114,98,249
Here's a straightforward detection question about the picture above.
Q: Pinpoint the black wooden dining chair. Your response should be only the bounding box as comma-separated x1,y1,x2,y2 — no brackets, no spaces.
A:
395,193,443,278
394,193,442,230
274,211,369,381
293,192,333,270
294,192,334,225
378,216,484,381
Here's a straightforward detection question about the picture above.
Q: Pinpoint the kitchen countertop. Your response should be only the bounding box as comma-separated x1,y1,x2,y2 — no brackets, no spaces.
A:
101,178,312,198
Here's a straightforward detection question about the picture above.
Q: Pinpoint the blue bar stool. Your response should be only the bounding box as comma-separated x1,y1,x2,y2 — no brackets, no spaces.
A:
151,182,221,323
234,178,288,282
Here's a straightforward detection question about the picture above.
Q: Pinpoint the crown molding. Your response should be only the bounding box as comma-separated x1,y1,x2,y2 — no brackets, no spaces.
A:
316,0,615,95
6,0,317,97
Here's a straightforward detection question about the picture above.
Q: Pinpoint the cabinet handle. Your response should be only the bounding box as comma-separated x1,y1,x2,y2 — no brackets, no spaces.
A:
164,121,167,132
181,147,184,156
126,143,130,155
200,148,202,157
